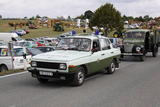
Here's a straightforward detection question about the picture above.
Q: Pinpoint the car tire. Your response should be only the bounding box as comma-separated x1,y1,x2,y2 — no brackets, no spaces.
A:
72,67,85,86
106,61,116,74
37,78,48,84
0,65,8,72
139,55,145,61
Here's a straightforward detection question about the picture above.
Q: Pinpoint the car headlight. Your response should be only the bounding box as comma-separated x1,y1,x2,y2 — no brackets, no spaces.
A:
59,63,67,70
136,47,141,52
31,61,37,67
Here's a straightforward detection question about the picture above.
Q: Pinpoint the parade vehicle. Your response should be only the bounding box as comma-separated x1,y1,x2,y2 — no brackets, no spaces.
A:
121,29,160,61
28,35,121,86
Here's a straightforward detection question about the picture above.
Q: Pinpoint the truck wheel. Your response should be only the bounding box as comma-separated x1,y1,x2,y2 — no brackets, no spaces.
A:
106,61,116,74
37,78,48,84
152,45,158,57
139,55,145,61
72,67,85,86
0,65,8,72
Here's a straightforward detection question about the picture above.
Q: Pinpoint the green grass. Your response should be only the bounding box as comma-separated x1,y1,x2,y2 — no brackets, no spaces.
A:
0,69,24,76
22,27,90,39
0,19,92,39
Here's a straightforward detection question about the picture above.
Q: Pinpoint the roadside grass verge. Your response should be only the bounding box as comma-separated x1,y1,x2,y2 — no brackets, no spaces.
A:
0,69,24,76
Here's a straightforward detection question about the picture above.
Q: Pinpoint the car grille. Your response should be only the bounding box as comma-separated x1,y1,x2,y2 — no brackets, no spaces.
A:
37,62,60,69
124,43,134,53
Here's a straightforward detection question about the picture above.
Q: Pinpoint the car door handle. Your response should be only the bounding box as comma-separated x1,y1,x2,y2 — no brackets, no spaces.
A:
101,54,105,56
111,52,114,54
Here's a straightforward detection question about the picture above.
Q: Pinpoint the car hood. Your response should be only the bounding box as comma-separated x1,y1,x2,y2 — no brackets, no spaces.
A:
32,50,91,62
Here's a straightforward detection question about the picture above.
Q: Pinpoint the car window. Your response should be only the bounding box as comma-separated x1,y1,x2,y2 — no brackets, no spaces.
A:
92,39,100,52
100,38,111,50
13,48,24,56
0,48,8,56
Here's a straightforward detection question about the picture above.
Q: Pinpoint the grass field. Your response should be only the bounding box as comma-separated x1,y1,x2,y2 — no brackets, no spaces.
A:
0,19,92,39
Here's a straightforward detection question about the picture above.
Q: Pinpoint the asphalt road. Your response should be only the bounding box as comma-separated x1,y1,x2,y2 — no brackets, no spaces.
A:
0,52,160,107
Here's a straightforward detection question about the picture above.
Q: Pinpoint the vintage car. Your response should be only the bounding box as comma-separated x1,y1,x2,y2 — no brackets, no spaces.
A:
121,29,160,61
28,35,121,86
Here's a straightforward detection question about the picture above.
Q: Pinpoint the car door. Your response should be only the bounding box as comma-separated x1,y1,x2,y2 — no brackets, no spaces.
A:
87,39,103,74
0,48,12,70
99,38,113,69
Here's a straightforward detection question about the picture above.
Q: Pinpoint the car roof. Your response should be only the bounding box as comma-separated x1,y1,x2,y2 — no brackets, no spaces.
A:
126,29,150,33
65,35,108,40
0,45,23,49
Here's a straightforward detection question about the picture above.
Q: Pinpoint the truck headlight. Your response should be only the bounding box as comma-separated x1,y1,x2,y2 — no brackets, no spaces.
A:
59,63,67,70
31,61,37,67
136,47,141,52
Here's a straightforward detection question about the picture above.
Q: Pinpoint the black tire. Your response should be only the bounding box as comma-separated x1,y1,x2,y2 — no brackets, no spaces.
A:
139,55,145,61
0,65,8,72
37,78,48,84
152,45,158,57
106,61,116,74
72,67,85,86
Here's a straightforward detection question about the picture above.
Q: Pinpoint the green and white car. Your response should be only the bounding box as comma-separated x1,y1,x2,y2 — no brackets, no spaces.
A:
28,35,121,86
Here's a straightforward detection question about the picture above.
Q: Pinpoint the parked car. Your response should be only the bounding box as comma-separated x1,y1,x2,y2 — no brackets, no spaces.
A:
10,30,26,36
33,46,54,53
28,24,38,29
36,40,49,47
28,35,121,86
0,46,31,72
44,38,59,46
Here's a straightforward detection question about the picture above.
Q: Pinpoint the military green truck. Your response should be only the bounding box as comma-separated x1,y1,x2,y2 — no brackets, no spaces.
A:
121,29,160,61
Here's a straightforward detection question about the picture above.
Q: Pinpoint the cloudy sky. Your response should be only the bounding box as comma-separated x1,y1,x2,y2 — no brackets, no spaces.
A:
0,0,160,18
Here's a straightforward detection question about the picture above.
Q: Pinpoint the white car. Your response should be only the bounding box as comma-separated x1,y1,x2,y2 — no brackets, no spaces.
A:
28,35,121,86
0,46,32,72
44,38,59,46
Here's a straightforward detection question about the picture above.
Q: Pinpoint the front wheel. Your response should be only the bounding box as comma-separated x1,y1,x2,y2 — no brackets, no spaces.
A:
72,67,85,86
0,65,8,72
105,61,116,74
139,55,145,61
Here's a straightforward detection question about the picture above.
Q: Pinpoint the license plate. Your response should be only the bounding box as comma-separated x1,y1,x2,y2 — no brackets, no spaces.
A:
39,71,53,76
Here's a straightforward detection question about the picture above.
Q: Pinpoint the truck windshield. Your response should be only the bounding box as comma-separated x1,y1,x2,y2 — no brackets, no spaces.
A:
125,32,145,39
56,38,91,51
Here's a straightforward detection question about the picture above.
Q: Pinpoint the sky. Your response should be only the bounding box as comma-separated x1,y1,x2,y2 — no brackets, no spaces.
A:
0,0,160,18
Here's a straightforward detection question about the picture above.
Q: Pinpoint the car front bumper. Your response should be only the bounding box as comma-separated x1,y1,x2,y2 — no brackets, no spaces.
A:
122,53,144,56
28,67,75,80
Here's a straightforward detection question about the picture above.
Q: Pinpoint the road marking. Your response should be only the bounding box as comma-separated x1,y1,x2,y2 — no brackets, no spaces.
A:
0,71,27,79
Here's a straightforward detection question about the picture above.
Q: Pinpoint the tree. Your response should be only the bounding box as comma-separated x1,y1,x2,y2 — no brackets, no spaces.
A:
36,14,41,18
84,10,94,19
76,14,85,20
89,3,123,35
67,16,72,21
0,15,2,19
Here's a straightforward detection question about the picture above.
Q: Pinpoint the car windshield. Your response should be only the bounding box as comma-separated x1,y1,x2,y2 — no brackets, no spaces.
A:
125,32,145,39
34,47,54,52
27,48,43,56
56,38,91,51
13,48,24,56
